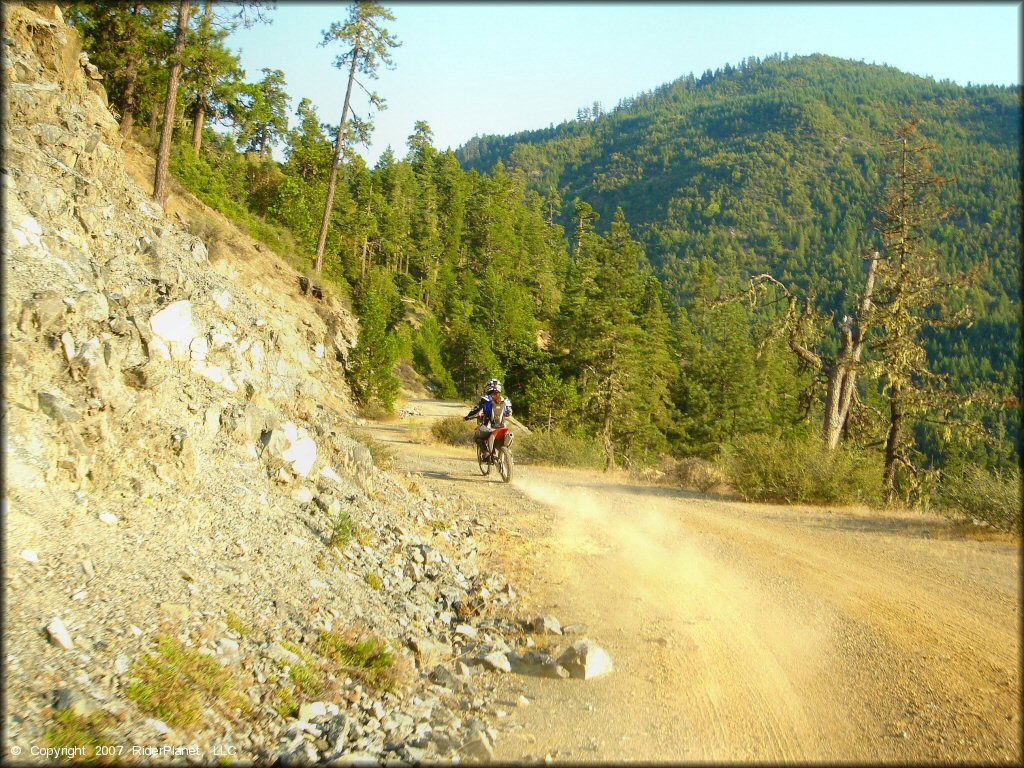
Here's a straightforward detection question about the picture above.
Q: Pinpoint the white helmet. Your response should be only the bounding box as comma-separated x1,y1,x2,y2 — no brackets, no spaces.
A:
486,378,502,394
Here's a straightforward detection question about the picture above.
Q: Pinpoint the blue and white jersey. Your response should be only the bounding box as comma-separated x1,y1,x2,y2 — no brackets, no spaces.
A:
467,394,513,427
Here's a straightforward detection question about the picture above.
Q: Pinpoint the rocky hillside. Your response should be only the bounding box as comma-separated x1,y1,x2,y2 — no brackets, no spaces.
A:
2,3,550,763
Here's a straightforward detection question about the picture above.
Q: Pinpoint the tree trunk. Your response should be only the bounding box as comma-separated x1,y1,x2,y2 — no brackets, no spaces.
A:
149,99,160,145
152,0,190,207
602,342,617,472
883,381,904,501
314,49,359,275
191,98,206,155
118,3,142,137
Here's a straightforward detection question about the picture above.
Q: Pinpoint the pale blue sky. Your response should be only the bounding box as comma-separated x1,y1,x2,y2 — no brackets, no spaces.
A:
226,2,1022,164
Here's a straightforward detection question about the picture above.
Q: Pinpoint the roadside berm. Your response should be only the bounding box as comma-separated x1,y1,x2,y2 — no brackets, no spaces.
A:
2,3,611,763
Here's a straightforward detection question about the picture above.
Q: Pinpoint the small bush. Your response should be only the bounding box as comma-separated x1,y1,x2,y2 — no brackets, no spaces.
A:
674,457,727,492
365,572,383,591
127,635,243,728
430,416,475,446
940,464,1021,533
723,433,882,505
329,510,356,549
287,662,324,697
317,631,396,692
44,710,116,761
272,686,298,719
225,611,249,637
516,430,604,469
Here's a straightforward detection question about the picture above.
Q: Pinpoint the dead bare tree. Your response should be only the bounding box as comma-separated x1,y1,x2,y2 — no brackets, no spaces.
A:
743,251,879,449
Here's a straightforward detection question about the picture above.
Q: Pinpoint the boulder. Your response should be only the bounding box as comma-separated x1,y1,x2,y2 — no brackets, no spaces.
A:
260,422,317,479
149,300,198,361
556,639,613,680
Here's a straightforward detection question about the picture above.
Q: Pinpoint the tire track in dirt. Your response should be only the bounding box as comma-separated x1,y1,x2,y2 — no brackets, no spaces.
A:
366,399,1021,763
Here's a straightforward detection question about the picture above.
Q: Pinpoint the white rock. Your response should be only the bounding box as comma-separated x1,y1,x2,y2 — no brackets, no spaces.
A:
19,550,39,563
298,702,328,722
145,718,170,734
98,512,118,525
314,342,325,359
291,487,314,504
150,301,198,360
146,336,171,361
213,290,231,310
281,426,316,478
480,652,511,673
60,332,76,362
15,214,43,247
46,618,74,650
320,466,344,485
455,624,478,639
557,639,614,680
130,625,143,637
189,336,208,361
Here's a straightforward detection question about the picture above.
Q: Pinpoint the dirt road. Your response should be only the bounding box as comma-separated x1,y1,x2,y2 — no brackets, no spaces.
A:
365,398,1021,763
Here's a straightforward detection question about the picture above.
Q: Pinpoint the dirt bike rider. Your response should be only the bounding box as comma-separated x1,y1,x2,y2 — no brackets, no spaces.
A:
463,378,512,458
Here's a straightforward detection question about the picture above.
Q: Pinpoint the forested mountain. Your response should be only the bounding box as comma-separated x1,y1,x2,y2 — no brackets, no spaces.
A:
64,0,1020,505
459,54,1020,373
458,54,1021,479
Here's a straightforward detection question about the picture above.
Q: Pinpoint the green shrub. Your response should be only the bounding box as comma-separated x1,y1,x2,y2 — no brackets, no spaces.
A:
723,433,882,505
516,430,604,469
940,464,1021,533
44,710,116,761
317,631,396,692
126,635,244,728
329,510,356,548
430,416,475,446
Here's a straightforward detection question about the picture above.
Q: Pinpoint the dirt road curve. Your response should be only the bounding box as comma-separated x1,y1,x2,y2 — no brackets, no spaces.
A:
366,398,1021,763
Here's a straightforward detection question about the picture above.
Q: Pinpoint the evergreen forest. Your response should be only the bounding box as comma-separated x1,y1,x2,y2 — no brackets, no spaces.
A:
66,3,1021,511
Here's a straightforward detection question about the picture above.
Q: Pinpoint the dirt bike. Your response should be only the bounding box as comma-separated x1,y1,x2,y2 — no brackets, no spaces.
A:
474,423,514,483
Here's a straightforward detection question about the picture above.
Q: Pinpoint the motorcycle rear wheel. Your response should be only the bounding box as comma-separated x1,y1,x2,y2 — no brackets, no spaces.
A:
497,447,513,483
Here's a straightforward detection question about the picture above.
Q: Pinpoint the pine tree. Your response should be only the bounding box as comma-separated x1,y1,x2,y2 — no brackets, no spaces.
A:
347,268,401,410
314,2,400,275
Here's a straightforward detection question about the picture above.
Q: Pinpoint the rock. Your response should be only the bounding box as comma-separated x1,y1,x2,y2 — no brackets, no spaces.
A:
268,642,303,667
19,550,39,563
561,623,587,635
454,624,477,639
428,664,459,690
261,422,317,479
291,486,314,504
299,702,328,722
159,602,190,621
37,390,80,423
123,360,166,389
53,689,97,717
459,728,495,761
98,511,117,525
479,652,511,673
409,637,447,670
149,300,198,360
530,615,562,635
556,639,613,680
46,617,74,650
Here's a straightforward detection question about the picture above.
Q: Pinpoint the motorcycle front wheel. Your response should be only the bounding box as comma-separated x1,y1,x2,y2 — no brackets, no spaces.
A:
478,444,491,475
497,447,513,483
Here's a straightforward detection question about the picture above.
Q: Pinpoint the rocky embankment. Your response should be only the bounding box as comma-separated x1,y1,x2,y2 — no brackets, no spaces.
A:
1,3,614,763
